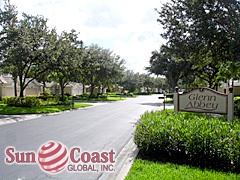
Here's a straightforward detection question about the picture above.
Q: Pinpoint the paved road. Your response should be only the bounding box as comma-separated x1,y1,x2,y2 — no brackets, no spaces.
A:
0,95,172,180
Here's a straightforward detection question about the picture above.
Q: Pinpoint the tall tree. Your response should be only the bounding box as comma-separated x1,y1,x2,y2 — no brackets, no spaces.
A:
118,70,138,93
147,46,192,92
0,0,18,96
98,52,125,93
0,4,54,97
49,29,83,101
80,44,103,97
81,44,125,97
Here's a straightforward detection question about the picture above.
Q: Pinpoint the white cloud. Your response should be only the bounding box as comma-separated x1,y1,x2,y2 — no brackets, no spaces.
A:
7,0,168,73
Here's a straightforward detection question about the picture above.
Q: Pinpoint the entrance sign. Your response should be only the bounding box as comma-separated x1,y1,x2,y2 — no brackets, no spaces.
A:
174,87,234,121
179,88,227,114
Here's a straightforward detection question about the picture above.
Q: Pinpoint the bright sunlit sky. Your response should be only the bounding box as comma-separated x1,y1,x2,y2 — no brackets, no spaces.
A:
1,0,168,73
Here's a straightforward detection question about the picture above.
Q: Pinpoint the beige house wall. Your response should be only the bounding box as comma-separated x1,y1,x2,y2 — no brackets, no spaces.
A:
64,87,72,95
72,88,82,96
25,88,39,96
3,87,14,97
234,87,240,96
219,86,240,96
86,87,107,94
49,86,60,95
64,87,83,96
47,86,83,96
0,87,40,97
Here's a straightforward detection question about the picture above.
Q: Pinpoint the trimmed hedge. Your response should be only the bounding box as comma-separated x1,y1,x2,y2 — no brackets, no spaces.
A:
36,95,54,101
133,109,240,173
2,96,41,107
56,95,68,101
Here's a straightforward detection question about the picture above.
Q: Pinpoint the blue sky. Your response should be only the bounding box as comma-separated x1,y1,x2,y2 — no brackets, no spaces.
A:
2,0,168,73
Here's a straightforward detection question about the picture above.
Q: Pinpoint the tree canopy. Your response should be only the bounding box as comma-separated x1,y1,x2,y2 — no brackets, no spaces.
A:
0,3,53,97
148,0,240,90
80,44,125,97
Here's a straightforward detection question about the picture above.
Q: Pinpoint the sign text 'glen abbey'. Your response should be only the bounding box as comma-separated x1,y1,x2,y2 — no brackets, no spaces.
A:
178,88,227,114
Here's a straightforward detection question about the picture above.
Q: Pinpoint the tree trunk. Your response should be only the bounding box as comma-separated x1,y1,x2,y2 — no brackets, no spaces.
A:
59,78,65,101
13,76,17,97
82,83,85,93
90,85,95,98
43,81,46,95
61,85,64,101
98,85,101,93
20,87,24,97
19,76,24,97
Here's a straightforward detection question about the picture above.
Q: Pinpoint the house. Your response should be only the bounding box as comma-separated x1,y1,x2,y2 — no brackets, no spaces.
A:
218,79,240,96
86,86,107,94
46,81,85,96
109,85,124,93
0,74,42,97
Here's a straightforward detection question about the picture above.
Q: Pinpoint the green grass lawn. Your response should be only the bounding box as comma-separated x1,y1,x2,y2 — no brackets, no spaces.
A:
0,102,92,115
109,95,138,98
125,158,240,180
75,97,126,101
163,99,174,103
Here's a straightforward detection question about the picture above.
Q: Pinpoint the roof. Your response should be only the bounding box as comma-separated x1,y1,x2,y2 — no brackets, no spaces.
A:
66,82,82,88
0,74,42,87
45,81,57,88
0,76,7,84
234,80,240,87
46,81,82,88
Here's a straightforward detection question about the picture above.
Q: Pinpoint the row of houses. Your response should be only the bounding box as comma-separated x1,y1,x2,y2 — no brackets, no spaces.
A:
0,74,240,97
0,74,123,97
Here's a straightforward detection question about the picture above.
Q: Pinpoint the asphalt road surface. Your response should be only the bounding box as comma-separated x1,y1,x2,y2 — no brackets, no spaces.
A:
0,94,170,180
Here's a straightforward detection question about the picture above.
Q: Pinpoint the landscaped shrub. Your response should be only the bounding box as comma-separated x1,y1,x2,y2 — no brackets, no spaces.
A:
56,101,72,106
134,92,151,95
99,94,108,98
56,95,68,102
45,98,58,103
64,93,71,97
37,95,54,101
133,109,240,173
79,93,89,98
128,93,134,97
2,97,41,107
26,95,38,98
41,88,51,96
89,93,98,98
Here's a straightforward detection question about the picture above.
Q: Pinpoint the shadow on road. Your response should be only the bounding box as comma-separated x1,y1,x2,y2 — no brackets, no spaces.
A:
139,103,173,107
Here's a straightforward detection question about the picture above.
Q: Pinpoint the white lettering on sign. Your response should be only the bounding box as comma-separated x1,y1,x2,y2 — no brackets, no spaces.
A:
178,88,227,114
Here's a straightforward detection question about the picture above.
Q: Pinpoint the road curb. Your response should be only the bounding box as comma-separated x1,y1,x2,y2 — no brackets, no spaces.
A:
99,138,139,180
0,103,106,126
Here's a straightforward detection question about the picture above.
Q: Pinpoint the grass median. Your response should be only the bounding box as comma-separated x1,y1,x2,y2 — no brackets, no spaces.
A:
74,97,126,101
125,158,240,180
126,109,240,179
0,102,92,115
